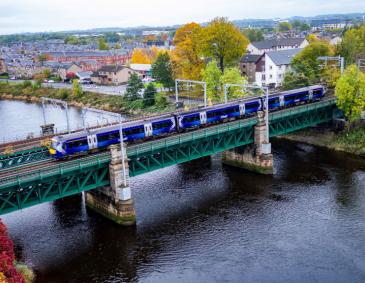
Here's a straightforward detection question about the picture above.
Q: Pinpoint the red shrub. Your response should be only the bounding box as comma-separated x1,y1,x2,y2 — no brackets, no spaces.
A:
0,236,14,260
0,251,13,273
0,221,7,236
6,267,25,283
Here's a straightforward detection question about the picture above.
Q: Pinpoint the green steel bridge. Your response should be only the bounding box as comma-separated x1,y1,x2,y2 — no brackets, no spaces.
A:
0,98,339,215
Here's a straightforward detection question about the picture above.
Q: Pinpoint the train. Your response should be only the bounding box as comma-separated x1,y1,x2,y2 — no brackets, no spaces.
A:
49,85,325,159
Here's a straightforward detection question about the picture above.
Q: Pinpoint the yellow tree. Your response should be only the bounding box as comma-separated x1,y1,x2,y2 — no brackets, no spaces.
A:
172,22,204,80
200,17,249,72
131,48,151,64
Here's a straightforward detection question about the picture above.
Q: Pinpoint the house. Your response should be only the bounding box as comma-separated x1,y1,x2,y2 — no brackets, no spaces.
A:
240,54,261,83
255,48,302,88
0,57,7,74
247,38,308,55
129,63,152,78
58,63,82,81
91,65,139,85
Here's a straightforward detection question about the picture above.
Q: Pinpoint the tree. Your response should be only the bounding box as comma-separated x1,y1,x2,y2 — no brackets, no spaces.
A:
282,71,310,90
37,54,49,64
201,17,249,72
43,69,51,78
65,35,80,45
291,40,333,84
335,65,365,122
98,37,109,50
144,83,157,107
125,73,144,101
278,22,292,32
72,80,83,97
306,34,319,43
242,28,264,42
172,22,204,80
220,67,247,99
155,92,168,108
131,48,151,64
339,26,365,65
202,60,221,101
114,43,121,49
151,52,174,89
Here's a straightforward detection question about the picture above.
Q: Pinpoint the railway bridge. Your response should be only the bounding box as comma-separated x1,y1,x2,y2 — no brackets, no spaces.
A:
0,98,339,225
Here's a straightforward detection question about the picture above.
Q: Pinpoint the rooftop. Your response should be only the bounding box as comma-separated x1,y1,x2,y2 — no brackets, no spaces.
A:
251,38,306,50
266,48,302,66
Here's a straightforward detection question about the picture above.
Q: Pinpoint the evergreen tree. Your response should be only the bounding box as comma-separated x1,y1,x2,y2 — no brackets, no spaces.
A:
151,53,174,89
144,83,156,107
125,73,144,101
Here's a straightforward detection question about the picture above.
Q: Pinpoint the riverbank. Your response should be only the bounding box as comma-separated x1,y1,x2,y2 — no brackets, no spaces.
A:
0,81,172,116
278,127,365,156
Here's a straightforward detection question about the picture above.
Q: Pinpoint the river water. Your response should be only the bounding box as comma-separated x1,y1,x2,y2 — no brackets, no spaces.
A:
1,99,365,283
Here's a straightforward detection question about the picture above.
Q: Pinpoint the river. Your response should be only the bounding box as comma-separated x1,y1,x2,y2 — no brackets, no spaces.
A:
1,99,365,283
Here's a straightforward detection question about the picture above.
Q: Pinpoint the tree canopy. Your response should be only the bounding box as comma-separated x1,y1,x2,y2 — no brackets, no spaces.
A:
144,83,157,107
125,73,144,101
202,60,222,102
151,52,174,89
338,26,365,65
336,64,365,122
278,22,292,32
241,28,264,42
172,22,204,80
98,37,109,50
200,17,249,72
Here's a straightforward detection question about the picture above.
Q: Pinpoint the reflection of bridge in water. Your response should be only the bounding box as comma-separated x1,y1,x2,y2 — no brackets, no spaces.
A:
0,98,339,225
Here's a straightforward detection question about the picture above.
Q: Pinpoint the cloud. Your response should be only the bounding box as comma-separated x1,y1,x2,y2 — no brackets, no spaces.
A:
0,0,364,34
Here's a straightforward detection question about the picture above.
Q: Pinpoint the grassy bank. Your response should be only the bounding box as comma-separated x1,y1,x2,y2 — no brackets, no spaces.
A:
279,127,365,156
0,81,171,115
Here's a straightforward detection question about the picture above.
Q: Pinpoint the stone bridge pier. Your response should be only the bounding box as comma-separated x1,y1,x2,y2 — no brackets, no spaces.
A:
222,111,273,174
85,144,136,225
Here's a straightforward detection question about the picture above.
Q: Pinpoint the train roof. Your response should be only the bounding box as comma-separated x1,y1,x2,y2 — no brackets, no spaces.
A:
269,85,323,97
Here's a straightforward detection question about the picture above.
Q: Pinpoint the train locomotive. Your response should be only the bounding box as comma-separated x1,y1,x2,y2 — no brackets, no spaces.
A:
49,85,325,159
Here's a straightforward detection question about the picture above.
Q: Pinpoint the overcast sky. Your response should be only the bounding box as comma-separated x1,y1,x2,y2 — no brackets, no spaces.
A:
0,0,364,35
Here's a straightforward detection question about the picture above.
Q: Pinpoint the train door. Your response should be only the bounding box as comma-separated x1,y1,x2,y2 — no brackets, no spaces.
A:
87,134,98,150
144,123,153,137
239,103,245,116
308,90,313,101
199,112,207,124
279,96,284,107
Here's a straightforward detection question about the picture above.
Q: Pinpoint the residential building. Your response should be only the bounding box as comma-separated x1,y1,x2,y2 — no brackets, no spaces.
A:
41,50,130,66
0,57,7,74
255,48,302,88
247,38,308,55
58,63,82,81
91,65,139,85
240,54,261,83
130,63,152,78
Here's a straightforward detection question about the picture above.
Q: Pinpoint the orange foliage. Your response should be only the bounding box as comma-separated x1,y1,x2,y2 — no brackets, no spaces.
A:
172,22,204,80
131,48,151,64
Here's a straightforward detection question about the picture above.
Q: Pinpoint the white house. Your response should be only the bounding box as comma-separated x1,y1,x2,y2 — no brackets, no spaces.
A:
247,38,308,55
255,48,302,88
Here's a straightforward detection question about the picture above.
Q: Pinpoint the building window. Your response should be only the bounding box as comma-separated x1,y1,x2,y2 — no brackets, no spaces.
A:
269,74,273,79
269,66,273,70
279,74,282,78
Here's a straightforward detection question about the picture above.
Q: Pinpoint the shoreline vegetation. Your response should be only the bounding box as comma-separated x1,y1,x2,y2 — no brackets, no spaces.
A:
0,81,172,117
277,127,365,156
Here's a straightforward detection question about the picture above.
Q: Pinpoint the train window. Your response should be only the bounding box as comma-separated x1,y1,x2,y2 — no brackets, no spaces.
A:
124,127,144,136
246,102,259,109
98,131,119,142
313,89,322,95
67,139,88,148
152,120,172,130
269,97,279,104
184,115,200,123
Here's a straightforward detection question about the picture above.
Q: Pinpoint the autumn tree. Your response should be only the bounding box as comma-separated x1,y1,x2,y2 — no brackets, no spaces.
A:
336,65,365,122
290,40,333,85
200,17,249,72
131,48,151,64
98,37,109,50
72,80,83,97
278,22,292,32
242,28,264,42
172,22,204,80
202,60,221,102
338,26,365,65
151,52,174,89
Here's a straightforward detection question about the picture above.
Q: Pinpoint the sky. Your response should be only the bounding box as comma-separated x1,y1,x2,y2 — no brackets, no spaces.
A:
0,0,364,35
